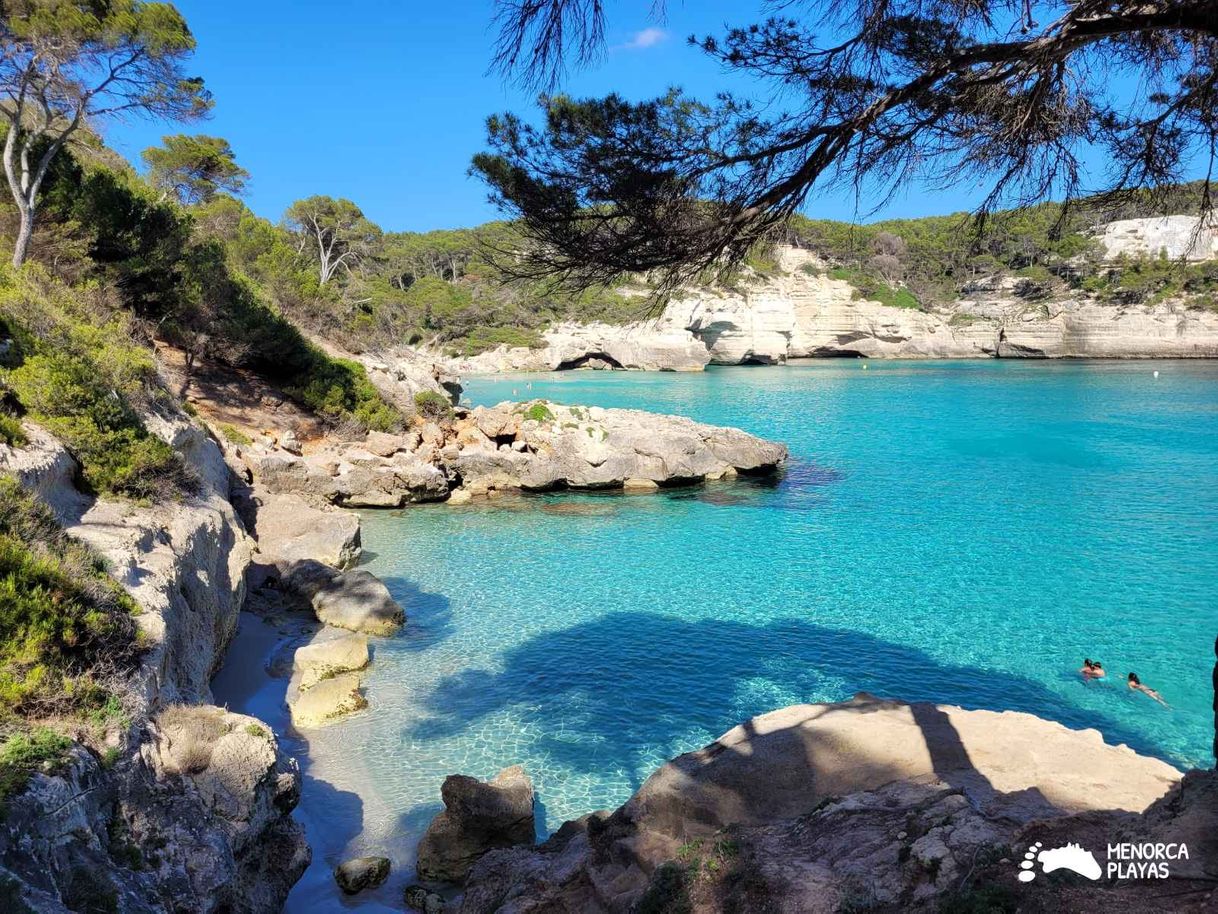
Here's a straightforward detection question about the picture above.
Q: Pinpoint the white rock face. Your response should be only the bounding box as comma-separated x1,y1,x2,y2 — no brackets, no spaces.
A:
0,416,253,705
1099,215,1218,261
0,415,307,914
445,238,1218,369
356,346,463,406
454,401,788,495
455,320,711,373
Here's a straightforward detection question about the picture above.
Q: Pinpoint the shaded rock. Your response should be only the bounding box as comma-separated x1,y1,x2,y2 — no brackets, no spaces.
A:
417,765,536,883
288,671,366,728
404,884,448,913
334,856,390,895
310,569,405,635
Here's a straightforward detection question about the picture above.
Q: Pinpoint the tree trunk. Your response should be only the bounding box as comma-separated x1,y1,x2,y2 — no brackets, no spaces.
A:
11,206,33,268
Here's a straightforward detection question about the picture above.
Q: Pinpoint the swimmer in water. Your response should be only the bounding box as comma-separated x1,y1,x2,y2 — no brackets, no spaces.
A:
1127,672,1168,707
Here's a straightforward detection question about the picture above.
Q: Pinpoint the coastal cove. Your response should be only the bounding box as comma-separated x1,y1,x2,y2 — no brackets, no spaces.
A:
224,360,1218,912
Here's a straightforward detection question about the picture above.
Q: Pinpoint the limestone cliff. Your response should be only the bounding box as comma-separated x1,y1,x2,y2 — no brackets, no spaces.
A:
456,222,1218,371
0,411,309,914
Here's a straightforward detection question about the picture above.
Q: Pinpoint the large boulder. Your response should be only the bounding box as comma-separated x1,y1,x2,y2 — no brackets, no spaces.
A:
292,626,369,690
416,766,536,883
280,561,405,636
251,492,361,570
456,402,787,494
288,671,367,728
330,450,449,507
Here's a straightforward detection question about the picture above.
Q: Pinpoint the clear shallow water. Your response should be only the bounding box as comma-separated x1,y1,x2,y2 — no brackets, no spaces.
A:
297,360,1217,898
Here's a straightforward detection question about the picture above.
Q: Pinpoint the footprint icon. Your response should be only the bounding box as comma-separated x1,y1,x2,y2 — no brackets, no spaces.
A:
1018,842,1043,883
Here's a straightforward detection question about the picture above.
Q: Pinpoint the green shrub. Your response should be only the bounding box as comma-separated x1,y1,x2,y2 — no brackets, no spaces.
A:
0,727,71,813
460,325,544,355
0,476,140,719
0,874,34,914
829,266,921,309
634,862,692,914
217,423,252,446
413,389,453,421
6,351,192,500
62,865,118,914
938,884,1019,914
0,414,24,447
522,402,554,423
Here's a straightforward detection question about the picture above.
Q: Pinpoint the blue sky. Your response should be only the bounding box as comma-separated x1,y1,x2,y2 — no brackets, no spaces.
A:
102,1,1196,234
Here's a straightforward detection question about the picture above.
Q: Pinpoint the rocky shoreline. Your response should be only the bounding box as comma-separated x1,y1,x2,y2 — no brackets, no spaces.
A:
0,385,788,912
3,349,1215,913
445,697,1216,913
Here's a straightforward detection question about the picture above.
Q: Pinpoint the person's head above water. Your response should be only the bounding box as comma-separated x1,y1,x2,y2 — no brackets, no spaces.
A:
1084,658,1093,668
1128,672,1141,684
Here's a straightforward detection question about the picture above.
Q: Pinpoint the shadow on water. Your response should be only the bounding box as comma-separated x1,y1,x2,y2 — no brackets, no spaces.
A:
378,577,455,651
409,611,1177,798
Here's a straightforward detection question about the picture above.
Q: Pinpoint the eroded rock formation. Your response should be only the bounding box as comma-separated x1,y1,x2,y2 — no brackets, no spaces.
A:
456,237,1218,370
235,401,787,505
457,695,1190,914
0,413,309,914
416,766,537,883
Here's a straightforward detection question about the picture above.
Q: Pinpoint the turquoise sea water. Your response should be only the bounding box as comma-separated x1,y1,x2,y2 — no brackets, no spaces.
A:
292,360,1217,901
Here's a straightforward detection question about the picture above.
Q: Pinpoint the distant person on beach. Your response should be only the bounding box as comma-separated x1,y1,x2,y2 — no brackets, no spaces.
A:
1080,659,1106,679
1127,672,1168,706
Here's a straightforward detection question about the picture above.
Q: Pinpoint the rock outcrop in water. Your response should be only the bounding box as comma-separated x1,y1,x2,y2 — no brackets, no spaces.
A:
416,766,537,883
235,400,788,505
457,695,1195,914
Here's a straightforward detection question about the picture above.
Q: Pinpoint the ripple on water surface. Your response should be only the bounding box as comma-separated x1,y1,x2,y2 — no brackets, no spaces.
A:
297,360,1218,897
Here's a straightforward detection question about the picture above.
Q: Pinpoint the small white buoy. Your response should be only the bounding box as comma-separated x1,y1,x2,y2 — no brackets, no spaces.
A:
1153,370,1160,378
862,363,869,370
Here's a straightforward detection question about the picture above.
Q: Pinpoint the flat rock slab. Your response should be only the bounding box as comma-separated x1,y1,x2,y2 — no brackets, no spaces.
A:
293,626,369,690
627,693,1183,837
288,672,367,728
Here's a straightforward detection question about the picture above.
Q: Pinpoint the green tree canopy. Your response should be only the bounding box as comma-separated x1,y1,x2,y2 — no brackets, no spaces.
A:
0,0,210,267
141,133,247,204
476,0,1218,292
283,195,382,285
